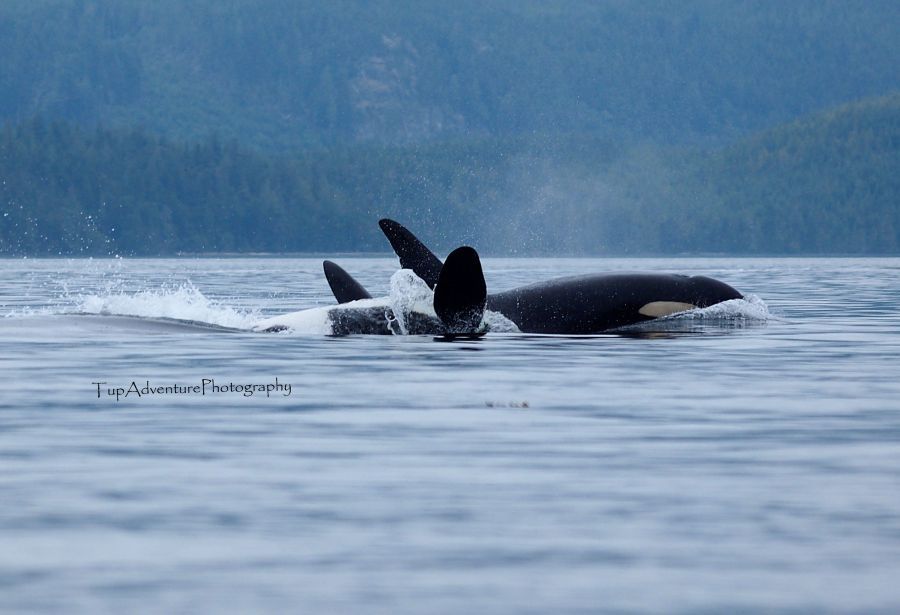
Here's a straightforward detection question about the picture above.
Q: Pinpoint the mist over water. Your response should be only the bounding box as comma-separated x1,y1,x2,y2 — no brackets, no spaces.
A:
2,257,900,613
429,142,699,257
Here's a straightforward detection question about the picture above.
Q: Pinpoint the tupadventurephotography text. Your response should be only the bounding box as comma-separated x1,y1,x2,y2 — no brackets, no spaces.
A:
93,378,292,401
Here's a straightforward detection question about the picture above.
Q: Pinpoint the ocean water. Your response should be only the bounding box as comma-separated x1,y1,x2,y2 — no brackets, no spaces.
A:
1,256,899,613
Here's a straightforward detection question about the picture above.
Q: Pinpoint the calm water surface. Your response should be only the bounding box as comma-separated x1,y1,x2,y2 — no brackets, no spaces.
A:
1,257,899,613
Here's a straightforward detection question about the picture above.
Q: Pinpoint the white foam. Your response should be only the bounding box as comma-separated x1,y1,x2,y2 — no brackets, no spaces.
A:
685,293,771,320
660,293,773,323
483,309,520,333
388,269,438,334
78,282,259,329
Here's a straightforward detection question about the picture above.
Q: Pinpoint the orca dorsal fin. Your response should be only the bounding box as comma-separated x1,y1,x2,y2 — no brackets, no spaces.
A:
378,218,444,289
433,246,487,335
323,260,372,303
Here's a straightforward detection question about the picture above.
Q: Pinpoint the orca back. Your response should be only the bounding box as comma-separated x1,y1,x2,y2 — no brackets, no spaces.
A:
488,273,742,333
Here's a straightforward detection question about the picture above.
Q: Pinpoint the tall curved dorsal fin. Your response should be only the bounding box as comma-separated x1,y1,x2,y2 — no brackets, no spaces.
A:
323,260,372,304
378,218,444,289
433,246,487,335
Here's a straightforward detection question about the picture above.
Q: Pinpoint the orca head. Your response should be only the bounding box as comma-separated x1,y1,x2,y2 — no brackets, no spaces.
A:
689,276,743,307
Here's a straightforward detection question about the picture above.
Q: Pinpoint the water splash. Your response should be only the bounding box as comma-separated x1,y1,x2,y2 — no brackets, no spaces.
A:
669,293,773,322
386,269,519,334
77,282,259,329
388,269,438,335
483,310,520,333
12,265,768,337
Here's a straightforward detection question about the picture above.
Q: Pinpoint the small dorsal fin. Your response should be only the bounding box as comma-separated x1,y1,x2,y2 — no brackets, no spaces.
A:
378,219,444,289
433,246,487,334
323,260,372,303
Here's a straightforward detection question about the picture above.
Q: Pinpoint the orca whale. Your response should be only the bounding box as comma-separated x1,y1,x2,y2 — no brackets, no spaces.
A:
377,219,744,334
254,219,744,336
253,249,488,336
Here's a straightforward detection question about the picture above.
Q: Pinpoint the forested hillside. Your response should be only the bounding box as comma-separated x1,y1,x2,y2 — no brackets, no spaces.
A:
681,95,900,253
1,0,898,150
3,96,898,255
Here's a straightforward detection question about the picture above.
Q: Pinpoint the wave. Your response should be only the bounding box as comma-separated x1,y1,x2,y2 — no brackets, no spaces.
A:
614,293,775,333
666,293,773,322
76,282,260,330
7,271,768,336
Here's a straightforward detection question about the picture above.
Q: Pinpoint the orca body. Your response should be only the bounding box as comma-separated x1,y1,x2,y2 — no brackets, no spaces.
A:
253,299,394,335
257,220,744,336
254,251,487,336
486,273,741,334
252,298,446,335
378,219,743,334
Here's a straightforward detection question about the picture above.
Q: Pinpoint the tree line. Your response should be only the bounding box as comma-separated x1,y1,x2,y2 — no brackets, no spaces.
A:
2,95,898,256
2,0,898,151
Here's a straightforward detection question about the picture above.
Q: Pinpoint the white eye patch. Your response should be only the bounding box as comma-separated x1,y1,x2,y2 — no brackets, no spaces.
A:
638,301,696,318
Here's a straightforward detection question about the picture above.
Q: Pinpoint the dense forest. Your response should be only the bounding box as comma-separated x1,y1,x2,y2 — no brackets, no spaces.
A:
0,1,898,255
3,95,898,255
1,0,898,150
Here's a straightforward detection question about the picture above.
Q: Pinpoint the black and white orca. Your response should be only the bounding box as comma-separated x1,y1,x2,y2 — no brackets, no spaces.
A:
376,219,744,334
254,219,744,335
253,247,488,336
